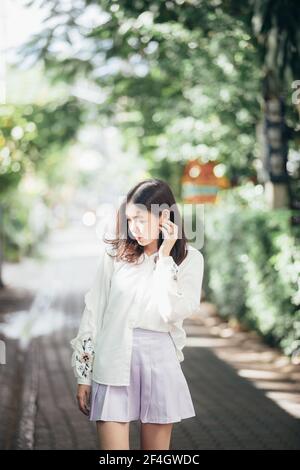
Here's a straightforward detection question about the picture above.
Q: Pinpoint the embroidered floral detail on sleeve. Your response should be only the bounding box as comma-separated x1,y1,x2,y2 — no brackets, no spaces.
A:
74,337,95,379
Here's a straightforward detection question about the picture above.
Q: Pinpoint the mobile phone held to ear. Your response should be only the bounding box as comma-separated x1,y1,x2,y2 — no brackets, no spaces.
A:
162,209,170,221
159,210,169,229
159,210,170,237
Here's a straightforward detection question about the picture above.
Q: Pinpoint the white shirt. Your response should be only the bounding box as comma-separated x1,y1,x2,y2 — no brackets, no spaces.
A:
70,243,204,386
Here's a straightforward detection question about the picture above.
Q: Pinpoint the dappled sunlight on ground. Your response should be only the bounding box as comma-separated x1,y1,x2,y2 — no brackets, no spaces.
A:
185,308,300,419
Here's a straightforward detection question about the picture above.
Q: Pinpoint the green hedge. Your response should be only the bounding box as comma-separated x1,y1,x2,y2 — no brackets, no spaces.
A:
204,183,300,357
1,190,50,262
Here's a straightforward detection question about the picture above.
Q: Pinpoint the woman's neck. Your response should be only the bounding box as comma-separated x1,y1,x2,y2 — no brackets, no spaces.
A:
143,240,158,256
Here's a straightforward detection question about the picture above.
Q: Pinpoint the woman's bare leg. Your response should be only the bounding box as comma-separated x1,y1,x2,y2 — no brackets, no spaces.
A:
140,422,173,450
96,421,130,450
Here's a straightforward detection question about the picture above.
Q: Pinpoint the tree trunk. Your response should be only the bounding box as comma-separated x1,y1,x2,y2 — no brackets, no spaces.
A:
259,72,290,209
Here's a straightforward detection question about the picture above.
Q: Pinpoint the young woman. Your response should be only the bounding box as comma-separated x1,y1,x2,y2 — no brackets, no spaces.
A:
70,178,204,450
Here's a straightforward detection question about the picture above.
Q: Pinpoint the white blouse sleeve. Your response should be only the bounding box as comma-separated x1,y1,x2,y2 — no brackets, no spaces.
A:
70,244,114,385
152,249,204,324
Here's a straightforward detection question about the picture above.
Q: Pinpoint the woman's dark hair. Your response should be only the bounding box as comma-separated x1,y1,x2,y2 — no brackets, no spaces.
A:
104,178,188,265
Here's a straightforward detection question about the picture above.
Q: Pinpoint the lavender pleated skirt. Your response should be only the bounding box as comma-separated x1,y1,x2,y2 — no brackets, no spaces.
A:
89,327,196,424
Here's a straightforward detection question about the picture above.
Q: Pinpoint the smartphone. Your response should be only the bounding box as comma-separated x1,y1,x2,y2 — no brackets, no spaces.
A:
159,210,170,237
162,209,170,221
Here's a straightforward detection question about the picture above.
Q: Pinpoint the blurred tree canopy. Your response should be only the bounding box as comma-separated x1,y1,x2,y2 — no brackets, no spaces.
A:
0,98,84,198
17,0,300,186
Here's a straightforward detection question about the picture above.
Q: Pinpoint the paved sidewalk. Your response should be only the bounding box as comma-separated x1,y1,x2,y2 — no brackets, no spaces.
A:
0,226,300,450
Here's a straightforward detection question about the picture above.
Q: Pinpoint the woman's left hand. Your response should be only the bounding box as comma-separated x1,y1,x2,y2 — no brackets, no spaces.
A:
158,219,179,257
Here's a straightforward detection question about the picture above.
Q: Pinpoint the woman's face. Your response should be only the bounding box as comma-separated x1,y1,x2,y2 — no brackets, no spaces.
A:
125,203,160,246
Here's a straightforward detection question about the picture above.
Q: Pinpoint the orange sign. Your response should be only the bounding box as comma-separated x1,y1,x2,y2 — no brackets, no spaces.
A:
181,159,230,203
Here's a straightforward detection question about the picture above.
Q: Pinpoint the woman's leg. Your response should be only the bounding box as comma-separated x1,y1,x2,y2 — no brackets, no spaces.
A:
140,422,173,450
96,421,130,450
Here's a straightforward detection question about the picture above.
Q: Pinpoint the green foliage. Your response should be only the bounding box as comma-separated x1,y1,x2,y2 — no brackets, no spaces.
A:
0,99,84,261
0,99,83,188
0,99,83,195
18,1,300,182
147,157,185,200
16,0,262,180
0,190,49,261
205,183,300,356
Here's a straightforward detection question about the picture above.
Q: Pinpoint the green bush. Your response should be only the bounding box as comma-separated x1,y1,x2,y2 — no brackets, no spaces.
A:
204,183,300,357
1,190,50,262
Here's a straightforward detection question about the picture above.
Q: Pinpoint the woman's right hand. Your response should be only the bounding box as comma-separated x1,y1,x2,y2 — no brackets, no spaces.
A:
76,384,91,415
